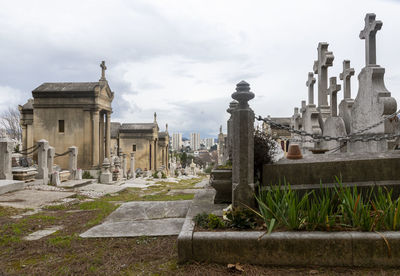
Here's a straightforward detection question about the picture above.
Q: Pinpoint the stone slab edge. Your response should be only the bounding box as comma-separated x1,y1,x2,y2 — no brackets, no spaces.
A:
180,230,400,267
0,180,25,195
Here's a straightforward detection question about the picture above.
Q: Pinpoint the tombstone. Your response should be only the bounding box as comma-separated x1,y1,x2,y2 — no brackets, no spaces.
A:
322,77,346,151
100,158,113,184
313,42,335,129
349,13,398,152
302,72,321,149
36,139,49,184
0,138,14,180
130,153,136,179
338,60,355,134
122,153,127,178
231,81,256,209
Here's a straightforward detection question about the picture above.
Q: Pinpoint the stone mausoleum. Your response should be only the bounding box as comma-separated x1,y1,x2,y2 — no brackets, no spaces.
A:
19,61,113,170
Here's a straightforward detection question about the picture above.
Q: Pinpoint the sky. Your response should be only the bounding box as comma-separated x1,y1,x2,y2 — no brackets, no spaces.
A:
1,0,400,138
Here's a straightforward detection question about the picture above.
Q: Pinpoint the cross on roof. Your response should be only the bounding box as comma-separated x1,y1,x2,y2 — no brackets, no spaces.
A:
313,43,334,107
328,77,341,117
359,13,382,66
306,72,316,105
339,60,355,99
100,61,107,80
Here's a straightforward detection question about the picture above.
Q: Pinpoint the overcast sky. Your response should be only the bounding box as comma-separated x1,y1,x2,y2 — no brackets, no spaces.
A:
1,0,400,138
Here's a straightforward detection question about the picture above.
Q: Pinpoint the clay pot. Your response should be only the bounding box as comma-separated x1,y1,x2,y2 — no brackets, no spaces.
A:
286,144,303,159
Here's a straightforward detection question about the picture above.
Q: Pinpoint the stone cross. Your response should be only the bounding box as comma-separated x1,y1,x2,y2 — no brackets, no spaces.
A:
328,77,341,117
359,13,382,66
306,72,316,105
339,60,355,99
313,43,335,107
300,100,306,114
100,61,107,80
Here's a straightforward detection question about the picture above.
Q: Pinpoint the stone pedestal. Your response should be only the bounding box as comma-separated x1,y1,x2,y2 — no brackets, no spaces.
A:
36,139,49,184
68,146,78,180
322,117,347,151
231,81,256,209
0,138,14,180
339,98,354,135
130,153,135,179
100,158,113,184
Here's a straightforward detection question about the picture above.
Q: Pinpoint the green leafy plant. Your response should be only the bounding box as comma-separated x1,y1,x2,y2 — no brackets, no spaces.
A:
82,171,94,179
225,208,257,229
207,214,225,229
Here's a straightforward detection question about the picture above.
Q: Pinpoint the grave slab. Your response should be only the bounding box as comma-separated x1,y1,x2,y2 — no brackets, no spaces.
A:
75,183,126,195
57,179,93,188
81,200,192,238
24,226,63,241
0,190,75,209
0,180,25,195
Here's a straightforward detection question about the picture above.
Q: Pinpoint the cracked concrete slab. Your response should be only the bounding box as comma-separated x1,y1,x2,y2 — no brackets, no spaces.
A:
0,190,76,209
24,226,63,241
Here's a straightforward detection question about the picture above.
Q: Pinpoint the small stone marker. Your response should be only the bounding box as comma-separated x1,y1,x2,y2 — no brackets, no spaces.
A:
36,140,49,184
68,146,78,180
327,77,341,117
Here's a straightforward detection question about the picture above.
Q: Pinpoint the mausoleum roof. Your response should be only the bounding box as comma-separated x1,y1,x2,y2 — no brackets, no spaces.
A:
33,82,100,92
120,123,157,131
21,99,34,110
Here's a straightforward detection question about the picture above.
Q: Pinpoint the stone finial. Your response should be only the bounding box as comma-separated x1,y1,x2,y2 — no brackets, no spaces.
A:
306,72,316,105
100,61,107,81
154,112,157,123
313,43,335,107
339,60,355,99
328,77,341,117
231,81,255,109
360,13,382,66
294,107,299,115
102,158,111,170
166,123,168,133
219,125,222,134
227,100,239,114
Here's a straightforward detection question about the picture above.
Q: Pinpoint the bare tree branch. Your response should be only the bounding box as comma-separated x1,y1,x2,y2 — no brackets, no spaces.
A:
0,107,22,141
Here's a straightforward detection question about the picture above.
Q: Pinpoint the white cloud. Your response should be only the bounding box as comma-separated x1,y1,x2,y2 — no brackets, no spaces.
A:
0,0,400,137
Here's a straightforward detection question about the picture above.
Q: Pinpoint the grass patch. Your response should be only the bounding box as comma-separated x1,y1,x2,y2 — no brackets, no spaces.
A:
43,204,69,211
142,193,194,201
48,233,80,248
78,200,119,227
0,206,31,217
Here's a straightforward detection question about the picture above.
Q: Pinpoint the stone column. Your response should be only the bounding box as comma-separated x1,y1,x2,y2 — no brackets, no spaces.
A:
130,153,135,179
47,146,55,175
227,101,238,162
99,112,105,163
36,139,49,184
0,138,14,180
231,81,256,209
68,146,78,179
122,153,127,178
105,112,111,159
92,110,100,168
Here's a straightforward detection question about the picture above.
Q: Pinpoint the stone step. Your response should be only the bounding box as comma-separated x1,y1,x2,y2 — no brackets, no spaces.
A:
0,180,25,195
57,179,93,188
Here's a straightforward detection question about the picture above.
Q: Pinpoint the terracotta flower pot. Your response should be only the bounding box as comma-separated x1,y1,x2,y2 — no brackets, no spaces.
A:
286,144,303,159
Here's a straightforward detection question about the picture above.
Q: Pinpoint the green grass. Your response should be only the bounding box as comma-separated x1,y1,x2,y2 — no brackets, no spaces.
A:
78,200,119,227
48,233,80,248
0,206,32,217
255,178,400,232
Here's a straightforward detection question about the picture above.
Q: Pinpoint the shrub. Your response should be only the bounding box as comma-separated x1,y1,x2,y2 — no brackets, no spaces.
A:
254,130,279,183
193,212,225,229
82,171,94,179
225,208,257,229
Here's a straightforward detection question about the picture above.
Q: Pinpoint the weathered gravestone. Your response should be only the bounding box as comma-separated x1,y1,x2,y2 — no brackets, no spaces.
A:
338,60,355,134
313,42,334,129
349,13,399,152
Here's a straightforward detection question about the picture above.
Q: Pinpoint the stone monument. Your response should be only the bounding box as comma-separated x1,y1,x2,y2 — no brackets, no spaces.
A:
100,158,113,184
338,60,355,134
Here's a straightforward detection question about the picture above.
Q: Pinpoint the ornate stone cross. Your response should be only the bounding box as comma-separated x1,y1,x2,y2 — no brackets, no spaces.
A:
306,72,316,105
100,61,107,80
339,60,355,99
328,77,341,117
359,13,382,66
313,43,334,108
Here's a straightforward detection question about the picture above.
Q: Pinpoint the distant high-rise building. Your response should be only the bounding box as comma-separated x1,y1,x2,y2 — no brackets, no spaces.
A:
172,133,182,151
190,132,200,151
205,138,215,149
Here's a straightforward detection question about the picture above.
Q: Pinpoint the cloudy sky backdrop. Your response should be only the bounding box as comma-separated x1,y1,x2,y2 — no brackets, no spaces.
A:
1,0,400,138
